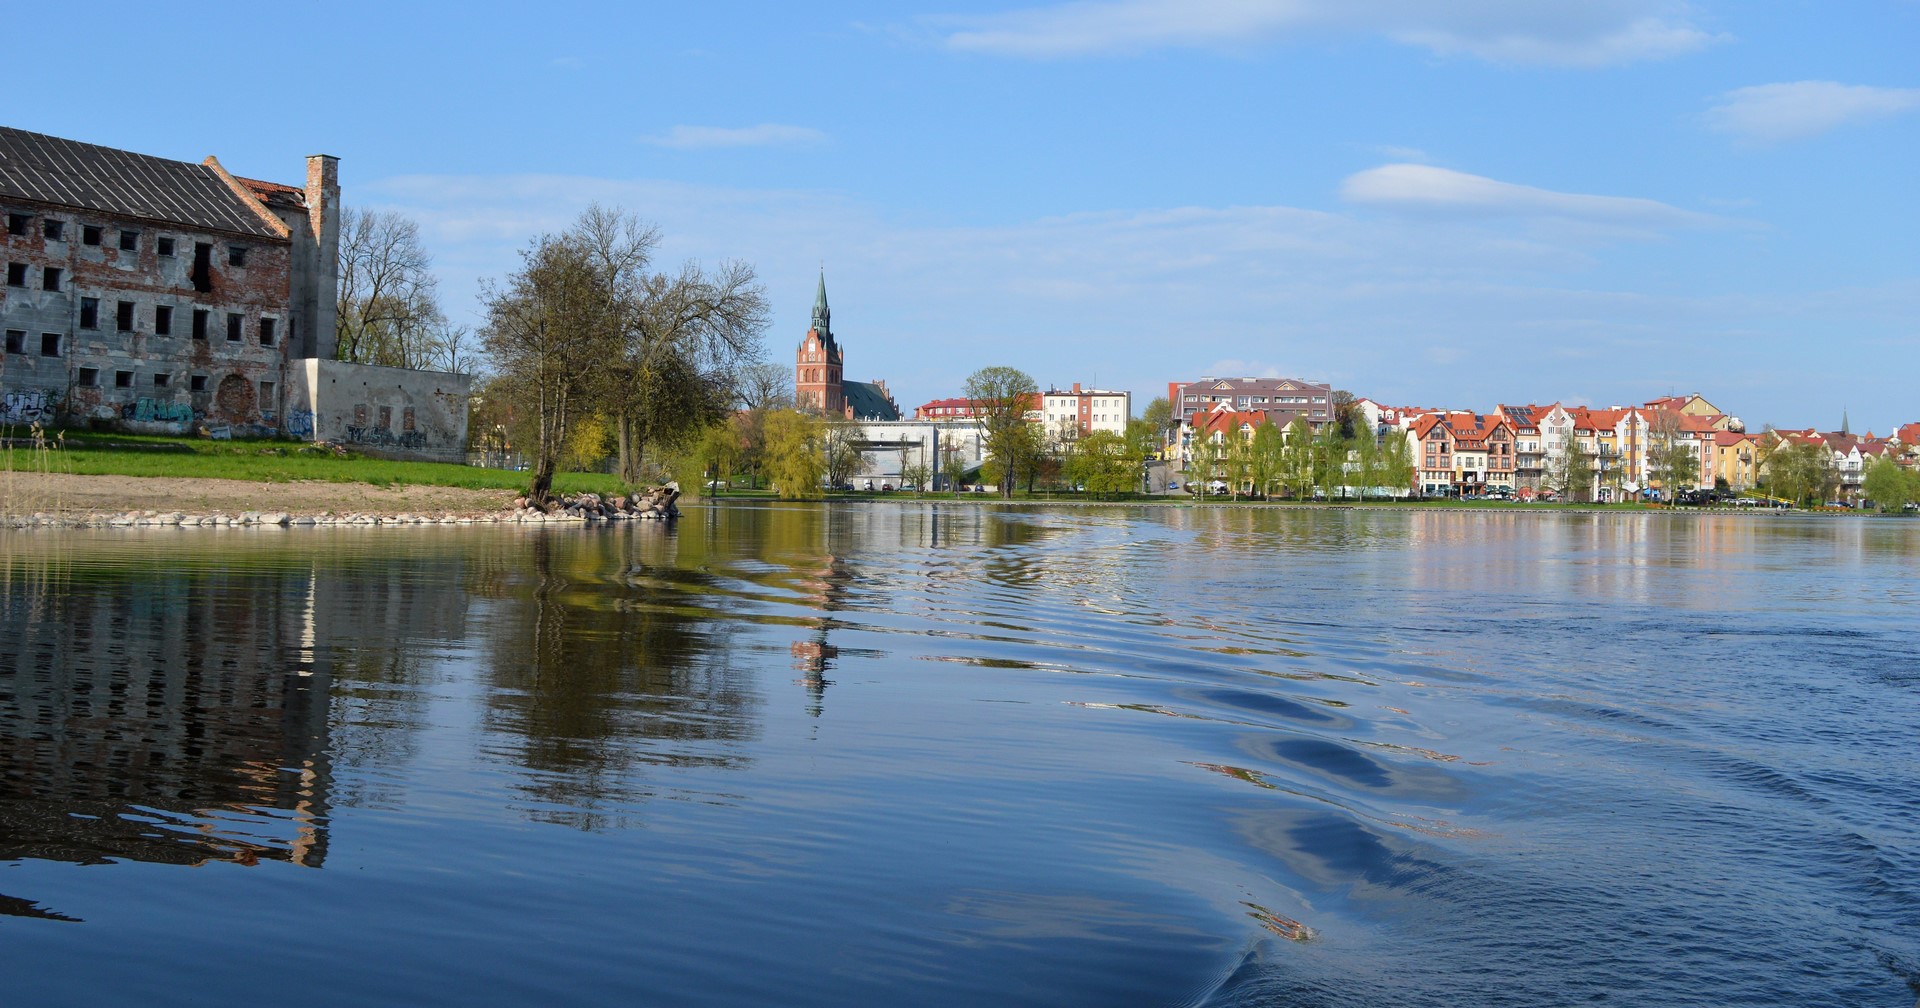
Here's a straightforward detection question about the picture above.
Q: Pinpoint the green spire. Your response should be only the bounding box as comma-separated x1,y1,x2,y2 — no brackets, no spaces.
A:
811,270,831,335
1841,408,1850,436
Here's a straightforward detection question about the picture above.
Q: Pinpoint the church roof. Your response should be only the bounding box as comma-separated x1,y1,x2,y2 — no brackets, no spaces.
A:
845,381,899,421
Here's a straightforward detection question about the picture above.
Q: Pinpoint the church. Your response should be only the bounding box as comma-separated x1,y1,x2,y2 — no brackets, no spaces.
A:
795,273,899,421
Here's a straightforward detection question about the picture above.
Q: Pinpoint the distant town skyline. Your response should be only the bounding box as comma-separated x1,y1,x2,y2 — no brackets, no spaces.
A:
11,2,1914,429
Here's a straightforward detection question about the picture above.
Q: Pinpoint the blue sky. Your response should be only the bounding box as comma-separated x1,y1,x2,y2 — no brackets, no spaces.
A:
11,2,1916,430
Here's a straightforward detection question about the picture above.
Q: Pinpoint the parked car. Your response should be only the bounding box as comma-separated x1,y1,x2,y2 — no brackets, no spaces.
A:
1166,480,1181,491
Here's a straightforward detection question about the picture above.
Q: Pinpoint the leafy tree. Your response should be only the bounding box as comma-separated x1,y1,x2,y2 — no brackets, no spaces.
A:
1064,429,1136,497
1249,421,1285,497
1123,418,1160,461
1351,427,1380,501
763,409,824,498
1282,417,1316,500
480,226,620,500
1311,422,1345,498
1764,441,1837,506
1862,457,1916,512
1187,432,1224,495
1221,428,1254,499
694,421,742,492
940,435,969,490
963,366,1040,498
1331,389,1361,440
1141,396,1172,447
1379,429,1414,498
1546,432,1596,502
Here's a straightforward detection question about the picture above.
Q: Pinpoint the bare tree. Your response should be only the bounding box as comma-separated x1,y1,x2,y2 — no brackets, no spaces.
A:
337,208,445,369
737,360,794,412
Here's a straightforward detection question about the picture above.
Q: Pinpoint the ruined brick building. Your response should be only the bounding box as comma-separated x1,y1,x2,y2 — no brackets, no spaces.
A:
0,127,336,432
1,127,468,459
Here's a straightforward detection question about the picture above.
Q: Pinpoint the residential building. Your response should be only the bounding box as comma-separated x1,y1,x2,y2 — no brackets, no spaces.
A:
795,272,899,421
1712,431,1762,491
1495,404,1550,492
1410,412,1516,497
1040,383,1130,441
1168,376,1332,425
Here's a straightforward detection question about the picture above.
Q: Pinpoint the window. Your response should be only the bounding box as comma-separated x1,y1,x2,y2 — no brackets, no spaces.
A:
82,225,102,246
115,370,133,388
43,220,64,241
192,309,209,340
4,330,22,354
155,305,172,336
6,263,24,286
228,245,247,267
157,236,175,257
259,317,276,346
78,367,99,387
80,298,99,329
191,243,212,292
42,267,61,291
119,230,139,252
117,300,135,331
153,372,170,388
40,333,60,357
259,380,275,402
227,313,242,341
190,374,208,392
6,213,28,236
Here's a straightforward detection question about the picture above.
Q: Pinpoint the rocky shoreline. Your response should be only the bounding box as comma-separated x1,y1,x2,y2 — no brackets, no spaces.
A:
3,486,681,530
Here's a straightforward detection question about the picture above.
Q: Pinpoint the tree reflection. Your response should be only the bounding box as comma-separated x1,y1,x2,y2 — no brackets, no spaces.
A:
472,527,759,830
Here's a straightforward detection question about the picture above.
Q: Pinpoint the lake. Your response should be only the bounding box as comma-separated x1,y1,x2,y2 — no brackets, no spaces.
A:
2,504,1916,1007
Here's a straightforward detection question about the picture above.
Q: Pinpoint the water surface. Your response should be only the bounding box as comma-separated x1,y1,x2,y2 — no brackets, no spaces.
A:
2,505,1915,1006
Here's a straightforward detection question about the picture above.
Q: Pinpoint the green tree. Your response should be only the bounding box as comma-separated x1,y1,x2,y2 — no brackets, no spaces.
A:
1547,433,1596,502
1249,421,1285,497
480,225,621,500
1311,422,1344,498
1351,427,1380,501
1141,397,1173,454
694,421,741,493
1379,429,1414,498
763,409,824,498
964,366,1040,498
1221,428,1254,499
1064,429,1135,497
1862,457,1916,512
1764,441,1837,506
1282,417,1316,500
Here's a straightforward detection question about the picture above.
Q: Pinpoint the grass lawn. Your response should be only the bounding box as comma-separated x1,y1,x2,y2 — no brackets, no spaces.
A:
1,429,627,494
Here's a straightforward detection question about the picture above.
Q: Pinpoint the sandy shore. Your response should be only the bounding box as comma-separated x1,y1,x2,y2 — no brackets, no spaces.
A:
2,472,518,520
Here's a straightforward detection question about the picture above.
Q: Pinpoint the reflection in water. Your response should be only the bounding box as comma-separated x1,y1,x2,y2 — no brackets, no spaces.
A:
0,508,1915,1008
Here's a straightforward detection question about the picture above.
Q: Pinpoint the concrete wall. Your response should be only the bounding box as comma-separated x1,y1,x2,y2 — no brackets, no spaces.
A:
286,358,470,463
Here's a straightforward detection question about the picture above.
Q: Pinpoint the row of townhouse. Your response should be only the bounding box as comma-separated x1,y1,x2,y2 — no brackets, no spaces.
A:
1168,376,1335,467
1763,426,1915,501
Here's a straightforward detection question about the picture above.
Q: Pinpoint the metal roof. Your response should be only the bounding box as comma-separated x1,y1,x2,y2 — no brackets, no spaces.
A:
0,127,284,239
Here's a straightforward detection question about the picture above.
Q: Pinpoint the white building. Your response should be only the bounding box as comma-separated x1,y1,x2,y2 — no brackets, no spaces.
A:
1041,383,1130,442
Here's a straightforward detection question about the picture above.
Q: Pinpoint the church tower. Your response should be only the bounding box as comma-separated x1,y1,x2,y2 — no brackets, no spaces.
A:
795,271,845,416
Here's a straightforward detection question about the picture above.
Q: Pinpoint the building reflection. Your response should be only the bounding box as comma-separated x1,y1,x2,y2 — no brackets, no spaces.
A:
0,542,334,876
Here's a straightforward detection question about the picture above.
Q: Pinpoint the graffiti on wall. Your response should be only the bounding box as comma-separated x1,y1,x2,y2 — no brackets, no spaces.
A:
344,425,427,449
2,389,59,424
121,398,194,424
286,409,315,439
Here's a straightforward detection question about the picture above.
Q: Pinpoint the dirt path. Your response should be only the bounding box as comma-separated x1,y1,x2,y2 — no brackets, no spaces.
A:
1,472,518,518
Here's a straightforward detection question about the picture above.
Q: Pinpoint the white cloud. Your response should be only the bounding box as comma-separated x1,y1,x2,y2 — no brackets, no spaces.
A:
640,124,828,150
1706,81,1920,145
1341,163,1727,230
936,0,1715,67
356,169,1898,424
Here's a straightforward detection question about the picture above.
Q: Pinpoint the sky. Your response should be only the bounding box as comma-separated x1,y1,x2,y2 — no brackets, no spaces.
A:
9,1,1916,431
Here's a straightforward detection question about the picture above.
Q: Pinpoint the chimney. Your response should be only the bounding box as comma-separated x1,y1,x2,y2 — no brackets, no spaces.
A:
1072,382,1081,394
305,154,340,359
